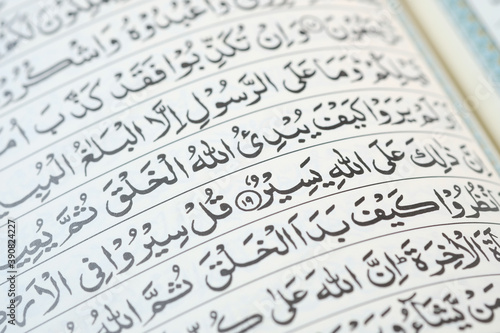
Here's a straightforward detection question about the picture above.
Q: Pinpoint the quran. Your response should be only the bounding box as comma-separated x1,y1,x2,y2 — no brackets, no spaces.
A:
1,0,500,332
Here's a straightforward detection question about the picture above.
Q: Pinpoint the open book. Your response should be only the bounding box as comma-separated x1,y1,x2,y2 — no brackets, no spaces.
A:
1,0,500,332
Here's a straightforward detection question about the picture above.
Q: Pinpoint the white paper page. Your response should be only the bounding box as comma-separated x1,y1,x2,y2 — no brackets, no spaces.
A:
0,0,500,332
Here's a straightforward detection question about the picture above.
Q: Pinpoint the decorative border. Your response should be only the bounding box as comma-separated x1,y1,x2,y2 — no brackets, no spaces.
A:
441,0,500,93
391,0,500,175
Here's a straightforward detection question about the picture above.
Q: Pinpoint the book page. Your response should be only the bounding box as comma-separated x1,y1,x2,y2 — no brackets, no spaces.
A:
403,0,500,151
0,0,500,332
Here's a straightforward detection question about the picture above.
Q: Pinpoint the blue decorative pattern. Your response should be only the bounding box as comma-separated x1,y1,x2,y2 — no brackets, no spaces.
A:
441,0,500,93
